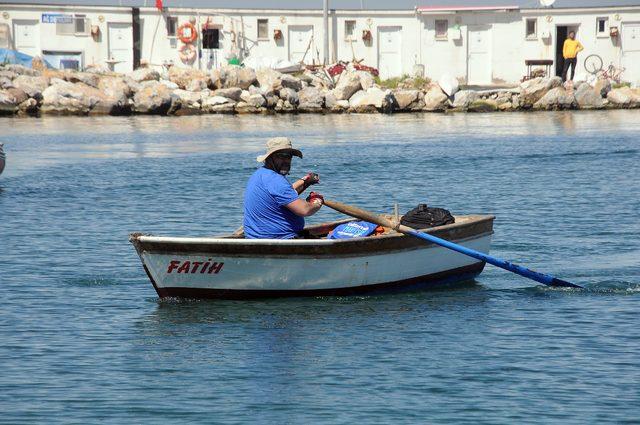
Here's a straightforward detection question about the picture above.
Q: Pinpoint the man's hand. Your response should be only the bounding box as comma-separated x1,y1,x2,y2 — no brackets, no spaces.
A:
306,191,324,205
300,172,320,189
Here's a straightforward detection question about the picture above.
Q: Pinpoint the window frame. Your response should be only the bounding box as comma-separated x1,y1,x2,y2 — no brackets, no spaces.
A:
166,16,178,37
74,14,89,36
596,17,608,37
435,19,448,40
257,18,269,40
344,20,356,40
525,18,537,40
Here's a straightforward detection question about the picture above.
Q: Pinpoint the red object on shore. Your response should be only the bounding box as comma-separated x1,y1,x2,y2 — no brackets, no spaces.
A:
155,0,163,10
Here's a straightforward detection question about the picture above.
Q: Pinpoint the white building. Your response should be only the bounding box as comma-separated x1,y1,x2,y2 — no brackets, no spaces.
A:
1,0,639,84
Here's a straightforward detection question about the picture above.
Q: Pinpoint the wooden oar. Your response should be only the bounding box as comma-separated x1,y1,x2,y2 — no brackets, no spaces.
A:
324,199,582,289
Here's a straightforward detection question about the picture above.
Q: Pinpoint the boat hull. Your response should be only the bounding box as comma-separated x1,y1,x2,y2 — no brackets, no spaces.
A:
131,215,494,300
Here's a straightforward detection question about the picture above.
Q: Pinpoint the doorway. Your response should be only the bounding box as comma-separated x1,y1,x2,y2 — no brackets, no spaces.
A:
202,27,223,70
555,25,579,77
288,25,314,64
377,26,402,79
467,25,493,85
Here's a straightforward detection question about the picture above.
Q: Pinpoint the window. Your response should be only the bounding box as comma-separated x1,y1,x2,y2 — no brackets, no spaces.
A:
597,17,608,36
345,20,356,40
435,19,448,39
166,16,178,37
74,14,88,34
257,19,268,40
526,18,537,39
202,28,220,49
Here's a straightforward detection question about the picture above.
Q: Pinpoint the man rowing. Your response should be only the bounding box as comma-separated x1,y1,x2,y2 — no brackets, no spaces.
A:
243,137,324,239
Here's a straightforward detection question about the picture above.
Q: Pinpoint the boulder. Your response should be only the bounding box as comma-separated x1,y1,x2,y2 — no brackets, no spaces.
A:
246,93,266,108
65,72,100,88
498,102,513,111
468,99,498,112
264,94,279,108
324,92,337,109
168,67,210,89
0,76,13,89
84,65,111,75
1,64,39,76
212,87,242,101
0,89,23,114
280,74,303,91
298,86,324,112
235,101,264,114
519,77,562,107
332,99,350,112
349,87,391,112
592,78,612,97
41,81,106,115
356,70,375,90
159,79,179,90
606,87,640,108
12,75,49,100
212,66,257,89
423,85,449,111
173,89,204,110
256,68,284,92
0,70,18,80
533,87,576,110
132,81,174,114
278,87,299,105
97,76,131,104
202,96,236,113
332,72,362,101
452,90,479,109
392,89,420,111
127,68,160,83
18,98,38,115
574,84,604,109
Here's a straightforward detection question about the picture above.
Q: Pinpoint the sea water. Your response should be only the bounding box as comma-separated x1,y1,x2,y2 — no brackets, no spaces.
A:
1,111,639,423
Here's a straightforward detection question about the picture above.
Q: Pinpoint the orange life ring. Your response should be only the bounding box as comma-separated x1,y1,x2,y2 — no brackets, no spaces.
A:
177,22,197,44
179,43,197,63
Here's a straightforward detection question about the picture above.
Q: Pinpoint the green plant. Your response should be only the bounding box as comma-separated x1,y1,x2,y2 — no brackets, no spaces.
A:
612,81,631,89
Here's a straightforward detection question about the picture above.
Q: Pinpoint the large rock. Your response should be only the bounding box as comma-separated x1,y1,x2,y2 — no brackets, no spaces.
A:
606,87,640,108
256,68,283,92
298,86,324,112
168,67,210,90
97,76,131,104
1,64,39,76
0,89,26,114
235,101,264,114
575,84,604,109
533,87,576,110
0,70,18,80
202,96,236,113
468,99,498,112
65,72,100,88
452,90,478,109
592,78,611,97
0,76,13,89
278,87,299,105
212,87,242,101
127,68,160,83
132,81,174,114
423,85,449,111
438,74,459,97
246,93,266,108
356,70,375,90
519,77,562,107
392,89,420,111
212,66,257,89
280,74,303,91
349,87,391,112
12,75,49,100
40,81,106,115
332,72,362,101
173,89,205,110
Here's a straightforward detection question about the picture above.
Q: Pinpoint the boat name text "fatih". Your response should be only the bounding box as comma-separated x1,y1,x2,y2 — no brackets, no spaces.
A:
167,260,224,274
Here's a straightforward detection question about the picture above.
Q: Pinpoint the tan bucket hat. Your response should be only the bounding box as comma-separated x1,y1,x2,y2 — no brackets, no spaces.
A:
256,137,303,162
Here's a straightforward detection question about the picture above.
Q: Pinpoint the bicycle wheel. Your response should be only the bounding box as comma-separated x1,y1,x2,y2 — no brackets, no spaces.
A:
584,54,603,74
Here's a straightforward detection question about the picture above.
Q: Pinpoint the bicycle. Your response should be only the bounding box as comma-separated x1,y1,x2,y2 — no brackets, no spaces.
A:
583,54,625,83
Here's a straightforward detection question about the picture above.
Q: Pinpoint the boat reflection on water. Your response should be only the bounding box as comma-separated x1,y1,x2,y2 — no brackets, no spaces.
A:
0,143,5,175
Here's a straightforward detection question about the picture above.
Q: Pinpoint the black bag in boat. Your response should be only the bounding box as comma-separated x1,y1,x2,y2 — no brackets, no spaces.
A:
400,204,455,229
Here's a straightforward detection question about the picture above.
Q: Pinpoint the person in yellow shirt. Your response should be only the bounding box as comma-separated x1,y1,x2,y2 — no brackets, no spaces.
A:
562,31,584,81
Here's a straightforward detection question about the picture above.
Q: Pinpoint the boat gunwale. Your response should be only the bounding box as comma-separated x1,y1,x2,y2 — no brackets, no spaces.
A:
131,214,495,246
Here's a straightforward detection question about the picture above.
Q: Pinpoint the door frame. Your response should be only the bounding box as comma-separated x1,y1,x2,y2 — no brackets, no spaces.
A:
288,25,314,64
554,24,580,76
466,24,493,85
377,25,403,80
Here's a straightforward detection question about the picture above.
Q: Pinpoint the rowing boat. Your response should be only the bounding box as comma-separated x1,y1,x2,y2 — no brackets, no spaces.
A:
129,214,494,299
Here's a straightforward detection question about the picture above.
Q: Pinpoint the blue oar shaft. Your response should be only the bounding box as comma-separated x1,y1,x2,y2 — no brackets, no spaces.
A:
404,228,580,288
323,199,581,289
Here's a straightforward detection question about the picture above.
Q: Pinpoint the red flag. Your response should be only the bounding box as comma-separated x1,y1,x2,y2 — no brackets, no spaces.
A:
155,0,163,10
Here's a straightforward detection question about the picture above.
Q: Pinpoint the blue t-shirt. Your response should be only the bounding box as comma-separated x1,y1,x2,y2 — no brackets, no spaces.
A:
243,167,304,239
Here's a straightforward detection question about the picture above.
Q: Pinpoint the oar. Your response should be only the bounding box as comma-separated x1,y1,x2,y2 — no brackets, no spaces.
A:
324,199,582,289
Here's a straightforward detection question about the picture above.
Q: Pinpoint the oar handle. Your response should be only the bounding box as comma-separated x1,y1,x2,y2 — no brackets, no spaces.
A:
323,199,581,289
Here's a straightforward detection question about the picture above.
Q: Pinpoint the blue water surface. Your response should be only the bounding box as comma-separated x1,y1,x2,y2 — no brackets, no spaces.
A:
1,111,639,424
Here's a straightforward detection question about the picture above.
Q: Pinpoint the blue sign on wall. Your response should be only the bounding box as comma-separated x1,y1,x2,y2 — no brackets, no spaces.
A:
41,14,73,24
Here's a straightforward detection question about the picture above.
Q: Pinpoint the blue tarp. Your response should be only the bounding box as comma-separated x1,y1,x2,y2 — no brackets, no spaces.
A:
0,48,55,69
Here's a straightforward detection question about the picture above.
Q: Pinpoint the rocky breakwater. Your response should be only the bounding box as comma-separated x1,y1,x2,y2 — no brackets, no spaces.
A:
1,64,639,117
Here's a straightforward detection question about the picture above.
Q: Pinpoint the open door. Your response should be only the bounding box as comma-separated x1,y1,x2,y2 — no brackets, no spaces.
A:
555,25,579,77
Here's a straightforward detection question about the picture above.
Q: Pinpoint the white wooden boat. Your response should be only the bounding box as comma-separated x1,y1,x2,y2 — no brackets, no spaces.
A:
129,215,494,299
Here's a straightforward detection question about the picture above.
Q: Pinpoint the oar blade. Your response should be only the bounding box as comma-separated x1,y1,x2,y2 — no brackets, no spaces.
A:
550,277,583,289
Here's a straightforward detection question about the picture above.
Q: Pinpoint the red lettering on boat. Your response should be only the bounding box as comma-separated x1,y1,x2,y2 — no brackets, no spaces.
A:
208,262,224,274
167,260,181,274
167,259,224,274
177,261,191,273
